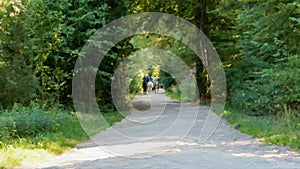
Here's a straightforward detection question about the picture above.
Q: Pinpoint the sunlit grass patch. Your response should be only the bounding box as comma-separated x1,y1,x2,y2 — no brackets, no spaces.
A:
0,105,125,168
221,108,300,151
0,146,54,168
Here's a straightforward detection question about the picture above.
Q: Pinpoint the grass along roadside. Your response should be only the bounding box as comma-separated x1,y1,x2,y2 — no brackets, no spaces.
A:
220,108,300,151
0,106,124,168
165,91,181,100
165,91,210,106
165,91,300,152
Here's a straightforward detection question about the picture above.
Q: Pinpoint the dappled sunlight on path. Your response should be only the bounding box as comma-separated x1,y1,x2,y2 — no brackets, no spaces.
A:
17,93,300,169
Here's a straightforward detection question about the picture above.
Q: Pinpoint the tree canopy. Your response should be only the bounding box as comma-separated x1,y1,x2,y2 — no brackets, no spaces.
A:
0,0,299,116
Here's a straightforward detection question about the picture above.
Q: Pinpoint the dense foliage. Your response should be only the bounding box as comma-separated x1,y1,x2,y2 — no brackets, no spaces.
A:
212,0,299,115
0,1,127,166
0,0,126,109
0,1,299,166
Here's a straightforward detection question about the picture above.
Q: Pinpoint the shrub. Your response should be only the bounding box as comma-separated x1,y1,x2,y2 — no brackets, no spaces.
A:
0,104,68,140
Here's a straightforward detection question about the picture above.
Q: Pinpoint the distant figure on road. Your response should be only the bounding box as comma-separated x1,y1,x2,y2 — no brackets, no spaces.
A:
142,75,147,93
147,75,153,94
147,75,153,83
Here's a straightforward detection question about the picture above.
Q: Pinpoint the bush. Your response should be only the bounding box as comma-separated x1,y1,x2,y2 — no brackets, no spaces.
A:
230,82,277,116
229,56,300,117
0,104,69,140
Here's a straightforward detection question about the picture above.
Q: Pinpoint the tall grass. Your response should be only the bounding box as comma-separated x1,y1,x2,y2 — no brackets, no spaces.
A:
0,104,124,168
221,108,300,151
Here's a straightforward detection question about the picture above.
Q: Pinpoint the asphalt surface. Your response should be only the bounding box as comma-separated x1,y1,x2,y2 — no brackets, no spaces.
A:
19,91,300,169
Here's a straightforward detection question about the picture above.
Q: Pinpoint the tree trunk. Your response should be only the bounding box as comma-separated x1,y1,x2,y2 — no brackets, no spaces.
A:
194,0,211,100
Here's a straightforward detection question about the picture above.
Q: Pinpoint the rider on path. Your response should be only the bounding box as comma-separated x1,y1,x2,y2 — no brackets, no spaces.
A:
142,75,147,93
148,75,153,83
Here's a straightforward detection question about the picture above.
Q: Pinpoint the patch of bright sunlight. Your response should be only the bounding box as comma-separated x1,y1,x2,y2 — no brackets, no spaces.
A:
0,147,54,168
221,110,230,116
228,140,254,146
232,153,256,157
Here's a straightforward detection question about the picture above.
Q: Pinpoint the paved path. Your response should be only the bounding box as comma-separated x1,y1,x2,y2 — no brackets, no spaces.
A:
19,92,300,169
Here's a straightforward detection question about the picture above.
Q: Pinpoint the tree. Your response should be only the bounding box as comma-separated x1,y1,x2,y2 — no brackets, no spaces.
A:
0,0,128,110
214,0,300,115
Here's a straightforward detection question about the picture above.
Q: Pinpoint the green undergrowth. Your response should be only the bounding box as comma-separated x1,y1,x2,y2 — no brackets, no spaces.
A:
221,108,300,152
165,91,210,106
0,104,124,168
165,91,182,100
165,90,195,102
165,85,197,102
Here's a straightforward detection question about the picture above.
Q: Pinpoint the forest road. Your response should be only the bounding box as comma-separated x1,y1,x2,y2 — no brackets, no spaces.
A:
18,91,300,169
